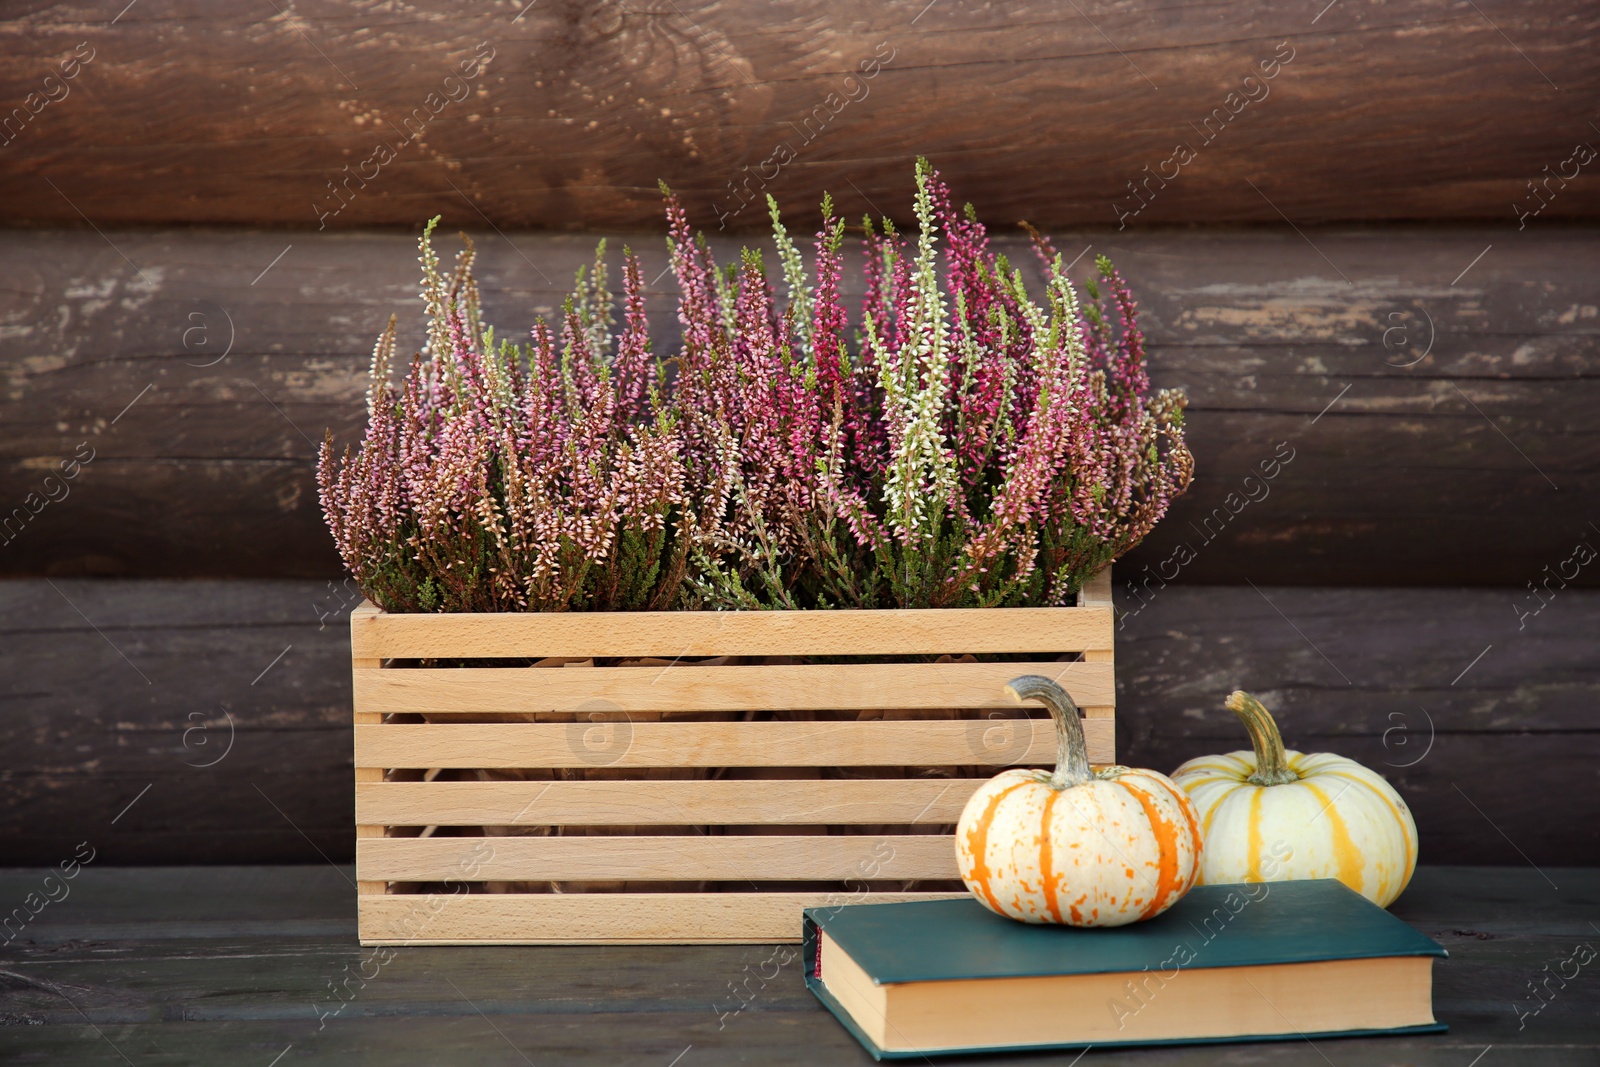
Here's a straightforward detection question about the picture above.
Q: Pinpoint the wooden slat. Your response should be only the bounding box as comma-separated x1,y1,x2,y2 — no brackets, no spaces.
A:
1076,571,1116,717
352,660,1114,715
356,778,987,826
351,602,1112,659
1077,569,1113,608
357,890,968,945
354,718,1115,769
357,834,957,883
353,654,386,897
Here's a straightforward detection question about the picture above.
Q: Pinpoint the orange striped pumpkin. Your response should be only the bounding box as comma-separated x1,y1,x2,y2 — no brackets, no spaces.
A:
1171,691,1419,908
955,676,1203,927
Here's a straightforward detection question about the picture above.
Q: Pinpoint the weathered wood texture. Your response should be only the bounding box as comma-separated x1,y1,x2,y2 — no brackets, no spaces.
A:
2,579,1594,867
0,866,1596,1063
0,579,357,867
3,227,1596,585
1,2,1597,230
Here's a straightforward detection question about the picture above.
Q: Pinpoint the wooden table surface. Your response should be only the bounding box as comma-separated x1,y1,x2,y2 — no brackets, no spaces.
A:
1,866,1595,1065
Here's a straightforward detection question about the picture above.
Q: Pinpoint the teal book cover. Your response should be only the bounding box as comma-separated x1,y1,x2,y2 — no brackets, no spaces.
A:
804,879,1447,1060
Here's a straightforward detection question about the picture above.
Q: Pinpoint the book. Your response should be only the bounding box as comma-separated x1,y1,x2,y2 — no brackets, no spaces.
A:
804,879,1447,1059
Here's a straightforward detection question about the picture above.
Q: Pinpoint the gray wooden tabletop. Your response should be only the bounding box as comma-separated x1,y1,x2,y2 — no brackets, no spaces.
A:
1,865,1595,1065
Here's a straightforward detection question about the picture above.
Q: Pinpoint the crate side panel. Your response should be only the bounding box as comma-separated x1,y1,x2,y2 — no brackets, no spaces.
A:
357,834,958,882
350,605,1113,660
357,891,969,944
355,778,987,826
352,661,1116,715
353,718,1115,769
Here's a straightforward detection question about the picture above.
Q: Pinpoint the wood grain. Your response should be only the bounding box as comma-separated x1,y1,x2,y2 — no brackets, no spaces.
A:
355,778,985,826
356,833,957,882
352,719,1114,770
350,601,1114,659
4,579,1595,866
1,865,1597,1060
351,660,1115,715
0,2,1596,229
353,652,385,897
0,578,356,867
3,227,1594,586
358,891,968,945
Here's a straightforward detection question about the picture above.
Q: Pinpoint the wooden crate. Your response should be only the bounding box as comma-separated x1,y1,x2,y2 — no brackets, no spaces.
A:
350,569,1115,944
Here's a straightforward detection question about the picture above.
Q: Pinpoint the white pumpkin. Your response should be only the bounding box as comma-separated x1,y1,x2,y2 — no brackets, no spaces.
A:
956,676,1203,927
1171,691,1418,908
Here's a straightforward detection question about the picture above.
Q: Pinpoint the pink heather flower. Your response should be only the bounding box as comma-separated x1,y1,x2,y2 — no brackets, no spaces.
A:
318,168,1192,613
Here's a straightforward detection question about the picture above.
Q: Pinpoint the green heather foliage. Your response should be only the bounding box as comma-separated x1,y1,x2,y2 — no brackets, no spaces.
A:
318,162,1192,612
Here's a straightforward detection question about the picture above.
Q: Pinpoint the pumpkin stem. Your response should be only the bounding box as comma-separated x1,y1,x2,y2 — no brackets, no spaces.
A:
1006,675,1093,790
1225,690,1299,786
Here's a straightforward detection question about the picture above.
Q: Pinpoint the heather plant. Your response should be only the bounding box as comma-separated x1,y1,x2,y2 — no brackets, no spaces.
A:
680,160,1192,609
317,224,691,612
318,161,1192,613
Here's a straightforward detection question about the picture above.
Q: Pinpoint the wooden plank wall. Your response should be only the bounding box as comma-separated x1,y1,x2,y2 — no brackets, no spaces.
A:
2,580,1593,866
2,228,1596,586
1,0,1596,869
0,2,1597,228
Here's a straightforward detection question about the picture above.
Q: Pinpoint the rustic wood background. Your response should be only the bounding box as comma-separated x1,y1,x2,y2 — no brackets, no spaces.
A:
2,1,1597,229
1,0,1596,868
3,580,1594,867
3,866,1595,1062
4,229,1596,586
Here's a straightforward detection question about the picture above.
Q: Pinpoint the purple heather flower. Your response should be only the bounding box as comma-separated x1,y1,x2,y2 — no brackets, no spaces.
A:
318,168,1192,613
